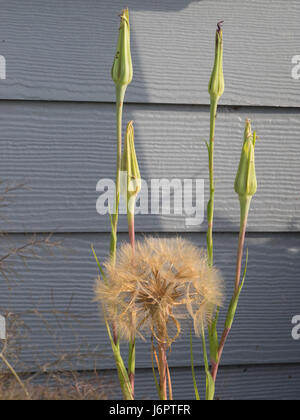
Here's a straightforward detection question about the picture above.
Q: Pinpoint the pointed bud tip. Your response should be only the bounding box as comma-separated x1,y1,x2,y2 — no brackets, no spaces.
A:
120,8,129,17
244,119,252,140
217,21,224,33
208,21,225,101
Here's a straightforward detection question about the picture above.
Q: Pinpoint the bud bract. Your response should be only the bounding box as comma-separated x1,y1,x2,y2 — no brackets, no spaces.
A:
121,121,141,216
234,120,257,199
111,9,133,89
208,22,225,102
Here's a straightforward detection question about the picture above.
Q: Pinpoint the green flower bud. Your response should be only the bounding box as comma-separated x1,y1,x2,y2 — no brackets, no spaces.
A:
121,121,141,216
234,120,257,199
111,9,133,89
208,22,225,102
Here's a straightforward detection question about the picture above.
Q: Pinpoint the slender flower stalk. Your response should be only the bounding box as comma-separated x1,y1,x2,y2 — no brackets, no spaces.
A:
93,9,134,400
207,21,225,268
205,22,225,395
211,119,258,386
121,120,141,397
109,8,133,353
92,247,134,400
110,8,133,266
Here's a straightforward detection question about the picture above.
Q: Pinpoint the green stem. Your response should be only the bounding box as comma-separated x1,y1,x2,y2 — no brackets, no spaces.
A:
201,323,209,374
206,97,219,377
104,313,133,400
201,322,215,401
190,330,200,400
109,85,127,347
235,196,251,293
206,97,218,268
110,85,127,266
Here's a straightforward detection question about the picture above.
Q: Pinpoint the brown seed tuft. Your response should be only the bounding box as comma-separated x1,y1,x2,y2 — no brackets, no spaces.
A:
95,237,224,345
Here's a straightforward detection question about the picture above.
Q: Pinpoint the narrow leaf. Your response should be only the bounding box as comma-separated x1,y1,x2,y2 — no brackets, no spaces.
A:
91,245,106,283
190,330,200,400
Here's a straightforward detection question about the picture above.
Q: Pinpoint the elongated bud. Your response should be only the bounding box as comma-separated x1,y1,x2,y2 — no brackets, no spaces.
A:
208,22,225,102
234,119,257,199
121,121,141,216
111,9,133,89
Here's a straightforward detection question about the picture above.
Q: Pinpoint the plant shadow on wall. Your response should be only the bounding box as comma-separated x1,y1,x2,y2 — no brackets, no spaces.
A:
104,0,207,105
123,0,202,12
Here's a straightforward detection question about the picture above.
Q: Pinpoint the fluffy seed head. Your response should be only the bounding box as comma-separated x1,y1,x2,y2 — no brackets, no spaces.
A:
95,237,224,345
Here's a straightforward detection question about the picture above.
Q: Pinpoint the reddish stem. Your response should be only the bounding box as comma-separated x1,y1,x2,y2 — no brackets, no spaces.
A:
158,342,167,400
211,327,231,382
235,219,248,293
128,213,135,397
129,373,134,397
128,214,135,257
211,214,249,383
112,322,118,346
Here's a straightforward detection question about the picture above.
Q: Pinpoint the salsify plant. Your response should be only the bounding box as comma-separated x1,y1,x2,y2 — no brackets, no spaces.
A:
93,8,134,401
110,8,133,266
93,10,259,400
120,120,141,395
190,23,258,400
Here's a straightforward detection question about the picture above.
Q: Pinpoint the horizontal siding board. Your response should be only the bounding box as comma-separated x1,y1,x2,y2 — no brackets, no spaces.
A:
0,232,299,371
109,365,300,400
31,365,300,400
0,102,299,233
0,0,299,106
